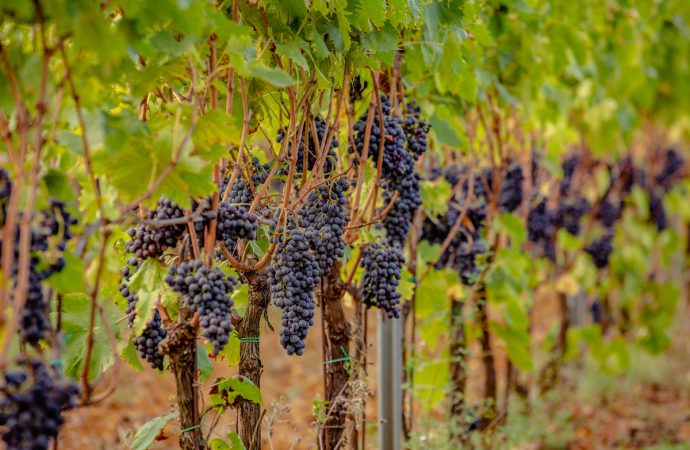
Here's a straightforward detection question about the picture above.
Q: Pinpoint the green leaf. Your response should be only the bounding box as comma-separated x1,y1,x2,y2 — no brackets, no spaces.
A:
421,179,451,217
250,66,294,87
46,252,85,294
275,41,310,72
42,169,75,201
210,432,245,450
197,345,214,382
129,259,176,335
496,213,526,248
211,376,263,410
122,336,145,371
131,411,179,450
219,330,241,366
60,293,120,381
334,0,352,50
194,110,242,147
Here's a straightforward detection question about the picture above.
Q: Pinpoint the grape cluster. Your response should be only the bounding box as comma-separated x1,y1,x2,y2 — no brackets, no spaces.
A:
381,175,423,248
351,96,412,180
125,197,186,259
278,116,339,175
166,261,238,355
0,359,79,450
0,198,76,346
655,148,684,190
216,202,258,248
349,75,367,104
527,199,556,260
559,155,580,195
134,310,167,370
448,233,485,285
585,232,614,269
18,266,52,347
497,164,525,212
361,244,404,318
301,177,349,276
403,102,430,160
38,200,77,254
222,157,271,206
596,197,622,228
649,192,667,231
555,197,590,236
269,229,319,355
119,258,141,326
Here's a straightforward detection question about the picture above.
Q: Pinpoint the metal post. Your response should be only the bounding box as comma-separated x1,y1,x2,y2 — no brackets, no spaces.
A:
378,314,402,450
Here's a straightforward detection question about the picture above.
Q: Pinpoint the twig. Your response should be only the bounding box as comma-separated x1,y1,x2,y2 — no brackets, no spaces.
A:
80,230,111,400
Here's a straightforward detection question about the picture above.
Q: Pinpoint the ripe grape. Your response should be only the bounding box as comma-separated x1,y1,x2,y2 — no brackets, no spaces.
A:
498,163,524,212
119,257,141,326
381,175,422,248
222,157,271,206
166,261,238,355
18,265,53,347
125,196,186,259
216,203,258,247
0,358,79,450
555,197,590,236
447,232,485,285
585,232,614,269
559,155,580,195
655,148,684,190
596,198,622,229
649,192,667,231
526,198,556,260
403,102,430,160
134,310,167,370
351,94,414,180
349,75,367,104
268,228,319,355
277,116,339,175
301,178,349,276
361,243,404,318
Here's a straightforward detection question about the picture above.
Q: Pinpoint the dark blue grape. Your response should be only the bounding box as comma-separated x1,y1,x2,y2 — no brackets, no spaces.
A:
361,244,404,318
134,310,167,370
649,192,667,231
268,228,319,356
301,178,349,276
166,261,238,355
126,196,186,259
585,232,614,269
0,358,79,450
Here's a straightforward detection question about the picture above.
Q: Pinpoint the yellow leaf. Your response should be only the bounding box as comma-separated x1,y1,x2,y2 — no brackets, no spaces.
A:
556,274,579,296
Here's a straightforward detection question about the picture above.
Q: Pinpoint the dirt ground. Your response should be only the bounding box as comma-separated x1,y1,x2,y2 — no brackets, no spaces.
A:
58,297,690,450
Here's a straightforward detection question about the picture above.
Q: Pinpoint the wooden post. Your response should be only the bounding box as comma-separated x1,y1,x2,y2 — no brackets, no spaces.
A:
378,314,402,450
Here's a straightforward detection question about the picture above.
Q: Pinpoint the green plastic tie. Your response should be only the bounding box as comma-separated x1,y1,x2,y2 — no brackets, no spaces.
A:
239,337,260,343
322,347,350,375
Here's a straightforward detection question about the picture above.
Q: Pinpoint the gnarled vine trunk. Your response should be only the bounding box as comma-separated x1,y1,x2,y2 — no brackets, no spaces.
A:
449,294,467,443
477,285,497,429
238,269,270,450
320,262,351,449
159,319,204,450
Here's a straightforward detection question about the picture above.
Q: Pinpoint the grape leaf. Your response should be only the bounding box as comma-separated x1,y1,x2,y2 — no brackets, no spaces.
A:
131,411,179,450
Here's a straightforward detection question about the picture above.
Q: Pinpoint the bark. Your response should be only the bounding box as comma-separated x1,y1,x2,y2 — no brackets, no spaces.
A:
477,285,496,428
540,292,570,393
448,295,467,443
159,319,204,450
320,262,351,449
238,269,270,450
557,292,569,357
